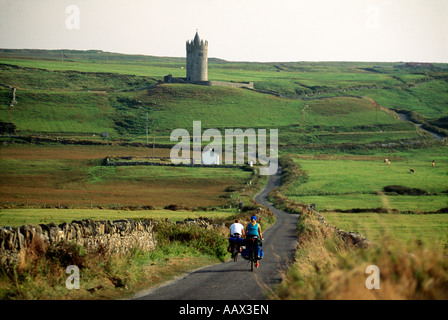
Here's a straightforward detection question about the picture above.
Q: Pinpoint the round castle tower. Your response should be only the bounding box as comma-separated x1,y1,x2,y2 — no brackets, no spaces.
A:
186,31,208,82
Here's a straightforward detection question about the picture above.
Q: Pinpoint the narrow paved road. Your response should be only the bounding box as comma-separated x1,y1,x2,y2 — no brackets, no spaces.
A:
396,111,446,140
133,167,300,300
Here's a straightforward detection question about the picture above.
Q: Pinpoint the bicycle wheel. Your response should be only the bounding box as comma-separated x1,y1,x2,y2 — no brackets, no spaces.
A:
250,247,254,272
232,245,238,262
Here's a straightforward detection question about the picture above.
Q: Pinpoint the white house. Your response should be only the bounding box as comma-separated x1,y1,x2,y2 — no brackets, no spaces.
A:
202,149,220,165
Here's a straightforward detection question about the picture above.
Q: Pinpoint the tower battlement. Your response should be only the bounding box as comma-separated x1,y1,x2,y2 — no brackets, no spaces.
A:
186,39,208,50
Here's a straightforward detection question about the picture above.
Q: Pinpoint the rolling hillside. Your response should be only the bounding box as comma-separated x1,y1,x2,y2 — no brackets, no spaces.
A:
2,49,446,150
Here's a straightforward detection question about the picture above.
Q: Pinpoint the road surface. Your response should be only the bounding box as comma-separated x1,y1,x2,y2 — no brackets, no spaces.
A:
133,167,300,300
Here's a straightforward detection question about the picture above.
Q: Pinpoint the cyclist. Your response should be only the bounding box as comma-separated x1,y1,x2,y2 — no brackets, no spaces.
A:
229,219,245,258
229,219,245,238
245,216,263,267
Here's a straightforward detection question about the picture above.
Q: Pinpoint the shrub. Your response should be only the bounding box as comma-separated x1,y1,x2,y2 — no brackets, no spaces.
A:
45,242,87,268
164,204,190,211
153,221,228,261
383,185,428,195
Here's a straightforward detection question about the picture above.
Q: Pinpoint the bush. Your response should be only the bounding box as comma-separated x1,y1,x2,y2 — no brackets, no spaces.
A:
45,242,87,268
383,185,428,195
153,221,228,261
241,204,258,213
224,185,240,192
164,204,190,211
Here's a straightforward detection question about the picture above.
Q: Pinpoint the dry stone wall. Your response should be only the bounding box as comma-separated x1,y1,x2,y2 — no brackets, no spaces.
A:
310,208,373,248
0,219,157,269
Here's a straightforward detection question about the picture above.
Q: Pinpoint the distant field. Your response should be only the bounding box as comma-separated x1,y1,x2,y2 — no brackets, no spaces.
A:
9,90,116,135
0,144,171,160
347,81,448,119
0,208,234,227
286,148,448,212
320,211,448,248
298,194,446,213
0,144,251,208
0,58,184,79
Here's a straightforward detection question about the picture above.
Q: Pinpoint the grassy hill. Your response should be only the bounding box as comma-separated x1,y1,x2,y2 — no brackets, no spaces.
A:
3,49,446,149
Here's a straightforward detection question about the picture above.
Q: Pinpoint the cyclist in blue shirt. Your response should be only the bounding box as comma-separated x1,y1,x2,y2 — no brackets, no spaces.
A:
246,216,263,239
245,216,263,267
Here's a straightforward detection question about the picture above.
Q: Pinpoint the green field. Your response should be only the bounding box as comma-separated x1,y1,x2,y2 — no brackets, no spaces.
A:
0,144,252,209
320,212,448,248
280,148,448,251
0,208,234,227
286,148,448,212
346,81,448,119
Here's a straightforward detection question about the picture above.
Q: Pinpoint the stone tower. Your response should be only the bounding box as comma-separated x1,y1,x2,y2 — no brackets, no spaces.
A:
186,31,208,82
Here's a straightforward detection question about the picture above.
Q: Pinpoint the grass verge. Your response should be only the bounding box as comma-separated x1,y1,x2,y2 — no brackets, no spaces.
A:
271,210,448,300
320,211,448,249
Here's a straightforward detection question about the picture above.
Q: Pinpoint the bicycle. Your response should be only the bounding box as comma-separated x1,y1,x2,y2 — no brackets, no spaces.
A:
231,242,239,262
245,235,261,272
228,233,244,262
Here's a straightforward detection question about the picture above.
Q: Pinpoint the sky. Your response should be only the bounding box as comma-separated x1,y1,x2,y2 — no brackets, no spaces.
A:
0,0,447,62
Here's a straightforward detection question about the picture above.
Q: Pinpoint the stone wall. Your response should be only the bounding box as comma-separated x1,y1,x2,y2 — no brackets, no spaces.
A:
208,81,254,89
10,87,16,108
307,207,373,249
0,219,157,269
104,156,246,169
162,75,254,89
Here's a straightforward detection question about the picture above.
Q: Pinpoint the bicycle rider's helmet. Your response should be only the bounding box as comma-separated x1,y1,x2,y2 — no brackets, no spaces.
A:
251,216,257,221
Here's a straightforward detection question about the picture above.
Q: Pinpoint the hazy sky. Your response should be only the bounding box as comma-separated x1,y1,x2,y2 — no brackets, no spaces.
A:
0,0,447,62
